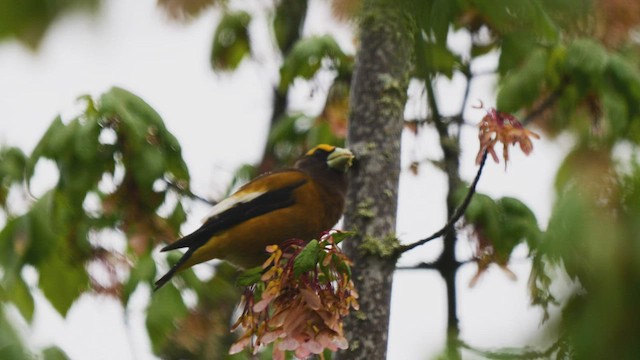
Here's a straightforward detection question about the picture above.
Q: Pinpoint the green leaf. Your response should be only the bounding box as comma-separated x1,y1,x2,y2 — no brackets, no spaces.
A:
306,121,342,148
27,116,67,179
164,150,190,185
123,254,157,305
132,147,166,188
98,87,189,185
475,0,560,74
565,39,608,79
498,197,535,218
0,146,28,208
0,307,30,360
166,201,187,232
497,197,541,250
268,113,308,145
42,346,71,360
0,147,27,183
293,239,320,277
475,0,558,42
146,284,188,354
38,253,89,317
236,266,264,287
416,42,460,79
498,31,538,75
471,41,497,58
330,231,355,244
0,217,22,273
601,89,629,139
607,54,640,102
73,117,101,162
279,35,346,92
27,115,109,206
99,87,168,142
497,48,548,112
6,277,35,323
23,191,59,265
0,0,99,49
429,0,458,44
273,0,308,52
211,11,252,71
554,148,612,194
543,188,595,278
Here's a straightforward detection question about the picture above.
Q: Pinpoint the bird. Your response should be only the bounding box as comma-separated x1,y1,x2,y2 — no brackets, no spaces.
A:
154,144,354,290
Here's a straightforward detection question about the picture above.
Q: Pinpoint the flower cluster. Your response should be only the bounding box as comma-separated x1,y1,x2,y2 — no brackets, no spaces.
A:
475,103,540,169
229,231,359,359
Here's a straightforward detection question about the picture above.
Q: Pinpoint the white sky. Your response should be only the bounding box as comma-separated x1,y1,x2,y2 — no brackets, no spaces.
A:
0,0,573,359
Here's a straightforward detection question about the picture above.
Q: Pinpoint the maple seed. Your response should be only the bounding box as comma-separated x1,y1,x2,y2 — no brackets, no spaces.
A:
475,102,540,169
230,231,358,359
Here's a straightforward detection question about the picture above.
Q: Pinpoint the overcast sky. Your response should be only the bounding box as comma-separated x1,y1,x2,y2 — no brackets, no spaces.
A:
0,0,573,359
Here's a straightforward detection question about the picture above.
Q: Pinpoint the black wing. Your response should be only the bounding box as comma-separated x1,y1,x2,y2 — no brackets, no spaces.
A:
153,178,306,290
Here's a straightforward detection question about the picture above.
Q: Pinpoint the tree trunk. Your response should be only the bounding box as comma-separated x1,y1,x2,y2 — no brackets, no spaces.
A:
338,1,414,359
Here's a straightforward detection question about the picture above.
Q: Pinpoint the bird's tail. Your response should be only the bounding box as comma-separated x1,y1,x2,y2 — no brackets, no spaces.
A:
154,225,215,291
153,247,196,291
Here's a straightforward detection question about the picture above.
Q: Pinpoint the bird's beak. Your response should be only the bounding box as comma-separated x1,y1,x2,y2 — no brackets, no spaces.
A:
327,147,354,173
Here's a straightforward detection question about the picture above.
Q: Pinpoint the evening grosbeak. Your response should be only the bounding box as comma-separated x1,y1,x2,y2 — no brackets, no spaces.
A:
154,144,354,290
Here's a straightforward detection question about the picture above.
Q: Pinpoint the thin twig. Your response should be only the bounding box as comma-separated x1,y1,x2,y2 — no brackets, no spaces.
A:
163,178,216,206
522,81,568,125
395,150,488,255
459,65,473,124
396,254,533,271
396,258,475,271
459,334,567,359
395,261,439,270
470,68,497,78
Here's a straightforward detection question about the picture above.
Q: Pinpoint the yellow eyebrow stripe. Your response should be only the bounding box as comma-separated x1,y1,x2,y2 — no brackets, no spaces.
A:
306,144,335,156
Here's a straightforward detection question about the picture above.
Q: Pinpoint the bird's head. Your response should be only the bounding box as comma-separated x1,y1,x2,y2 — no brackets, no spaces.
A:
296,144,354,174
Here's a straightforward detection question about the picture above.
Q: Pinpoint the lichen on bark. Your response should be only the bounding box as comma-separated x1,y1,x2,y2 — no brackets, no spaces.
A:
338,0,415,359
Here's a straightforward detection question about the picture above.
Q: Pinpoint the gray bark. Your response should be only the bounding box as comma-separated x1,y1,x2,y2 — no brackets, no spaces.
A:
338,1,414,359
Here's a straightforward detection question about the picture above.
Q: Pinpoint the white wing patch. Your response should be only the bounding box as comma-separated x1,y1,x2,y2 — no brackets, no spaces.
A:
201,190,267,223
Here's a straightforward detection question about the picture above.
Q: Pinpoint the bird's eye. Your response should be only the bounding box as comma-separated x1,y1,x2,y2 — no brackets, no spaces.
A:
316,149,331,159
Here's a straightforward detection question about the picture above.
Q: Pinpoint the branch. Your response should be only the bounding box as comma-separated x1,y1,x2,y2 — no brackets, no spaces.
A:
459,334,567,359
395,254,536,272
395,261,438,270
395,149,488,255
459,65,473,125
405,115,464,128
522,81,568,125
163,178,217,206
396,258,475,271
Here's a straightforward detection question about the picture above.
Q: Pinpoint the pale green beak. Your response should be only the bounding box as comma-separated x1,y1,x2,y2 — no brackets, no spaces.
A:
327,147,355,173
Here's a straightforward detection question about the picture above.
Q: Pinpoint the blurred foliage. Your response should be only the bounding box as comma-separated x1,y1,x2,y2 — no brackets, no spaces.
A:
278,35,351,93
0,304,71,359
162,1,350,358
273,0,308,53
3,0,640,359
404,0,640,358
157,0,219,21
538,147,640,358
0,305,30,359
211,11,252,71
0,0,100,49
0,87,193,357
203,0,351,181
0,147,27,213
459,191,542,287
0,0,352,347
